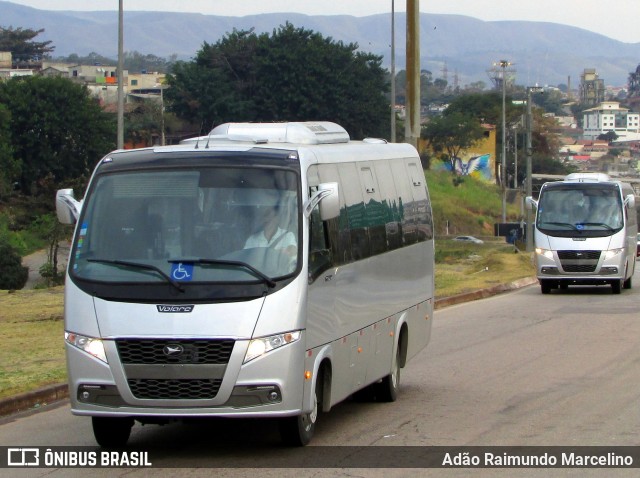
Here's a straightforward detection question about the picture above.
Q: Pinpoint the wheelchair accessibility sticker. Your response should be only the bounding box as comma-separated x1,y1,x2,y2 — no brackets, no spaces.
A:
171,262,194,281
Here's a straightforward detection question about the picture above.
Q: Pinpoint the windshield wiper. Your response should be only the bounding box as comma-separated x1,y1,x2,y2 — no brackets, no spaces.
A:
87,259,185,292
539,221,579,230
168,258,276,288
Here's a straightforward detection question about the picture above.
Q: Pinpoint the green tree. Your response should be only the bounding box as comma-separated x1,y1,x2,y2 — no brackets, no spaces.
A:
629,64,640,98
0,76,115,194
0,26,54,65
597,131,619,143
0,104,18,199
166,23,390,139
421,112,485,175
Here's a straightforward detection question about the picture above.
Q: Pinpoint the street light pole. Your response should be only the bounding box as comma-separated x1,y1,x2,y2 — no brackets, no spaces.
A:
498,60,510,223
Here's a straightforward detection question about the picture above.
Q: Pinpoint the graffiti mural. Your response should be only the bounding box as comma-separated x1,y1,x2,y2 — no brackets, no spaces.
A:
435,153,493,181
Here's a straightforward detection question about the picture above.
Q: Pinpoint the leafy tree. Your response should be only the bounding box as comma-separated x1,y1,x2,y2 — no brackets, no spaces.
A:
0,26,54,65
54,51,177,74
124,51,177,74
0,104,18,199
55,51,114,67
0,76,115,194
166,23,390,139
531,88,565,116
421,112,485,175
597,131,618,142
629,64,640,98
445,92,520,126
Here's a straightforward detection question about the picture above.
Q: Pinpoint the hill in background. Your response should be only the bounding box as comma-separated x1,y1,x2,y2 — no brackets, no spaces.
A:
1,1,639,86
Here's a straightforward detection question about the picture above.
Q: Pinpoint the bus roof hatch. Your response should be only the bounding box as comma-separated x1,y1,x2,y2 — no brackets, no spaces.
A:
209,122,350,145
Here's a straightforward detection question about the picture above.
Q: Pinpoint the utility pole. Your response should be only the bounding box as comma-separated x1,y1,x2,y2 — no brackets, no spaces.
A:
526,86,544,252
117,0,124,150
513,126,518,189
497,60,511,223
390,0,396,143
405,0,420,149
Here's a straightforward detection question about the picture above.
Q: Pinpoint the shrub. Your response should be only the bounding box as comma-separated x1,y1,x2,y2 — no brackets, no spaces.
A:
0,240,28,290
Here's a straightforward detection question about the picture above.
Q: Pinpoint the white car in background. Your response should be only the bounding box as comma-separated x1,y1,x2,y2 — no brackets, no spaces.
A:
453,235,484,244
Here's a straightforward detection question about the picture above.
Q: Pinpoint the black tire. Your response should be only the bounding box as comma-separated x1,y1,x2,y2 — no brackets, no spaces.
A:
92,416,134,448
611,280,622,294
540,280,552,294
624,275,632,290
375,340,402,403
280,372,321,446
612,280,622,294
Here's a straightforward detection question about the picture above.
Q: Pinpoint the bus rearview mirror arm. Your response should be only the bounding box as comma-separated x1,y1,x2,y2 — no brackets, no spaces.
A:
625,194,635,209
304,182,340,221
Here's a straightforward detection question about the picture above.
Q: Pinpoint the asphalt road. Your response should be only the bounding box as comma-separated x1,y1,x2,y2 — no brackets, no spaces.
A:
2,273,640,476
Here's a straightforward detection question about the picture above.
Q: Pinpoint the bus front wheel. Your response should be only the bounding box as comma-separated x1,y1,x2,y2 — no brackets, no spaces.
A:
280,371,322,446
540,280,553,294
612,280,622,294
92,416,134,448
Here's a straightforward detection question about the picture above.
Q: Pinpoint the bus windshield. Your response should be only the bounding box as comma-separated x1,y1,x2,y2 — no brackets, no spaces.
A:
536,184,623,235
70,167,299,286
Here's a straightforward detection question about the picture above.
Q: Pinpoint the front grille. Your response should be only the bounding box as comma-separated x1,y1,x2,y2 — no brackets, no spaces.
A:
563,264,598,273
557,250,601,260
116,339,234,365
558,250,600,273
128,378,222,400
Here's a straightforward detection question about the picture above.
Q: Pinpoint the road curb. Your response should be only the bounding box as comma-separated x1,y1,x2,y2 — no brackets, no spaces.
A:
1,276,538,419
434,276,538,309
0,383,69,418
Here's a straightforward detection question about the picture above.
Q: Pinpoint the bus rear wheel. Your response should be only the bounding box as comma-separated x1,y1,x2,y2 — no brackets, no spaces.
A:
374,342,402,402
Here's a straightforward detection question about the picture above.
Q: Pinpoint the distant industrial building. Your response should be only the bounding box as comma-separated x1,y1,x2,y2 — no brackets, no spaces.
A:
579,68,605,107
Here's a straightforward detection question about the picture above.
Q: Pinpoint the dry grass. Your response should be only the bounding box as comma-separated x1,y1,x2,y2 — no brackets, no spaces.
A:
0,244,534,399
0,287,66,399
436,243,535,297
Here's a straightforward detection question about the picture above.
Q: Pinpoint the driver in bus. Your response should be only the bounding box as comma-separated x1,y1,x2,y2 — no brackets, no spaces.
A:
244,191,297,258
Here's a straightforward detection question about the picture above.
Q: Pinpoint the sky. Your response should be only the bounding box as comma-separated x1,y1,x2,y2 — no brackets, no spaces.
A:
5,0,640,43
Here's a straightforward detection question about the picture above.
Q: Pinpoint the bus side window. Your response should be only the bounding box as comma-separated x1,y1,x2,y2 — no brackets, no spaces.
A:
308,197,333,282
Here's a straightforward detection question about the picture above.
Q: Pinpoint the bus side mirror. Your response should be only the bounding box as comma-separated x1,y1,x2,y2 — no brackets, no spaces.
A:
624,194,635,209
525,196,537,211
304,182,340,220
56,188,82,224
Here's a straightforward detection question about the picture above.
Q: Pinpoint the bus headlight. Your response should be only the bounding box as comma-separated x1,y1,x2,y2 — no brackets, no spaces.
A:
603,248,623,260
65,332,108,363
244,331,301,364
535,248,554,260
